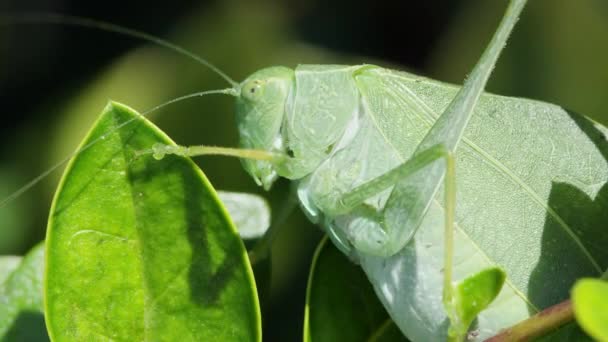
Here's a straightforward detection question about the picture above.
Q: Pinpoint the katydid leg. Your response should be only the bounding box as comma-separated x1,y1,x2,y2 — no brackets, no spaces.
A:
146,143,283,162
331,144,454,258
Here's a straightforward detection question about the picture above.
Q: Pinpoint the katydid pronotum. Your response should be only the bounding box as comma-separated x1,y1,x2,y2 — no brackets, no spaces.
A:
3,0,608,340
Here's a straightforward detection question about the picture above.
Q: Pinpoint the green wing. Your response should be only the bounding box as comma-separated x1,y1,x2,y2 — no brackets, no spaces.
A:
355,67,608,340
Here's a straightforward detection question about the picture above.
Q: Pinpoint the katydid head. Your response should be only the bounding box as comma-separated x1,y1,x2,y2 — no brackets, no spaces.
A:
236,66,294,190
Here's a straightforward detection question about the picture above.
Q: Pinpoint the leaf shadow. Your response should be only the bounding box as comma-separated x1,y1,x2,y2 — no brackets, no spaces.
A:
527,111,608,311
2,310,49,342
121,117,244,309
181,164,243,306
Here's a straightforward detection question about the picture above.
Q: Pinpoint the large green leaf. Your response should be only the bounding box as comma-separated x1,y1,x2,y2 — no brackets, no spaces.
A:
0,242,47,341
304,237,407,342
355,70,608,341
45,102,261,341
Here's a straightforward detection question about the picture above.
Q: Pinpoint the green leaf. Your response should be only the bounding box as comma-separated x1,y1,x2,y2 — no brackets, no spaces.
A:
356,70,608,340
0,242,47,341
0,256,21,285
447,267,505,340
45,102,261,341
217,191,270,240
572,278,608,341
304,237,407,342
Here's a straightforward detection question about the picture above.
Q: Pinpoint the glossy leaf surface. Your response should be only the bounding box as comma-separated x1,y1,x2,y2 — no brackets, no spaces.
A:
448,267,505,339
45,102,261,341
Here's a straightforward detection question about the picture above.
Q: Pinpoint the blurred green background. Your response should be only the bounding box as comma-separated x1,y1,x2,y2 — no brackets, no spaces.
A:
0,0,607,340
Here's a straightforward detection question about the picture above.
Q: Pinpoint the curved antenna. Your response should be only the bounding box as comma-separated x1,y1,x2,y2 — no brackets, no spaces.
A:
0,88,238,209
0,12,239,87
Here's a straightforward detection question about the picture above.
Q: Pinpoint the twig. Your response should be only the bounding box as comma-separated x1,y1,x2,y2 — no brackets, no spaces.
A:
484,299,573,341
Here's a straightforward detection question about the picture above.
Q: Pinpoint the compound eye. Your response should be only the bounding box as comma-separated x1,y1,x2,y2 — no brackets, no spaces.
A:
242,80,264,101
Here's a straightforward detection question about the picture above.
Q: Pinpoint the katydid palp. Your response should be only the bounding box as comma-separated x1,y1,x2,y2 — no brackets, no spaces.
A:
2,0,608,340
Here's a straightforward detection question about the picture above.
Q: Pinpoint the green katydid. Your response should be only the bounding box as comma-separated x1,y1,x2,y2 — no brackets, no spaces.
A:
148,0,524,339
3,0,608,340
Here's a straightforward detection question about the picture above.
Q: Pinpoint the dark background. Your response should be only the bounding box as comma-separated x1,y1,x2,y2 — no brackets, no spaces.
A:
1,0,607,340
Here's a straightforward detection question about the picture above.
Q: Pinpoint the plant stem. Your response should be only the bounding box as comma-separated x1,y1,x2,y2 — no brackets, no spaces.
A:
485,300,573,341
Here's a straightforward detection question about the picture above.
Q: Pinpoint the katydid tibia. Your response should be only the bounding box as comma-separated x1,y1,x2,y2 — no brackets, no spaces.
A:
3,0,562,340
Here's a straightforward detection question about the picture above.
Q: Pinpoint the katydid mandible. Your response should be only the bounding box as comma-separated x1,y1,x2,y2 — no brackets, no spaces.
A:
1,0,528,340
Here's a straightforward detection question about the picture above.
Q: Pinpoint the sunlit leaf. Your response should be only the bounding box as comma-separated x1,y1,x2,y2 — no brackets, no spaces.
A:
45,102,261,341
447,267,505,339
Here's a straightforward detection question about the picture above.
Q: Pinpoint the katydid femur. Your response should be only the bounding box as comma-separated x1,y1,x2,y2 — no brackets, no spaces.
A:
2,0,528,340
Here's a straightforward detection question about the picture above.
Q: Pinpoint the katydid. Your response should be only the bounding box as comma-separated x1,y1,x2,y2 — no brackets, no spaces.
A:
4,0,607,340
4,0,518,338
151,1,525,339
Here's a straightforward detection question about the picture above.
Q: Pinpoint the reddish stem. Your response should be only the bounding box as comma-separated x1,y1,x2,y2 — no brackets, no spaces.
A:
485,300,573,341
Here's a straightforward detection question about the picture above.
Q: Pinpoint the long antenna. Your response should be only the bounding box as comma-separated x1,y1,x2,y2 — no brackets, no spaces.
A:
0,12,239,87
0,88,238,209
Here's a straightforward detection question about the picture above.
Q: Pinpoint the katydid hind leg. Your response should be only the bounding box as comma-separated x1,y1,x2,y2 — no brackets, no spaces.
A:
442,152,507,340
337,144,451,256
350,0,527,258
343,144,506,338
